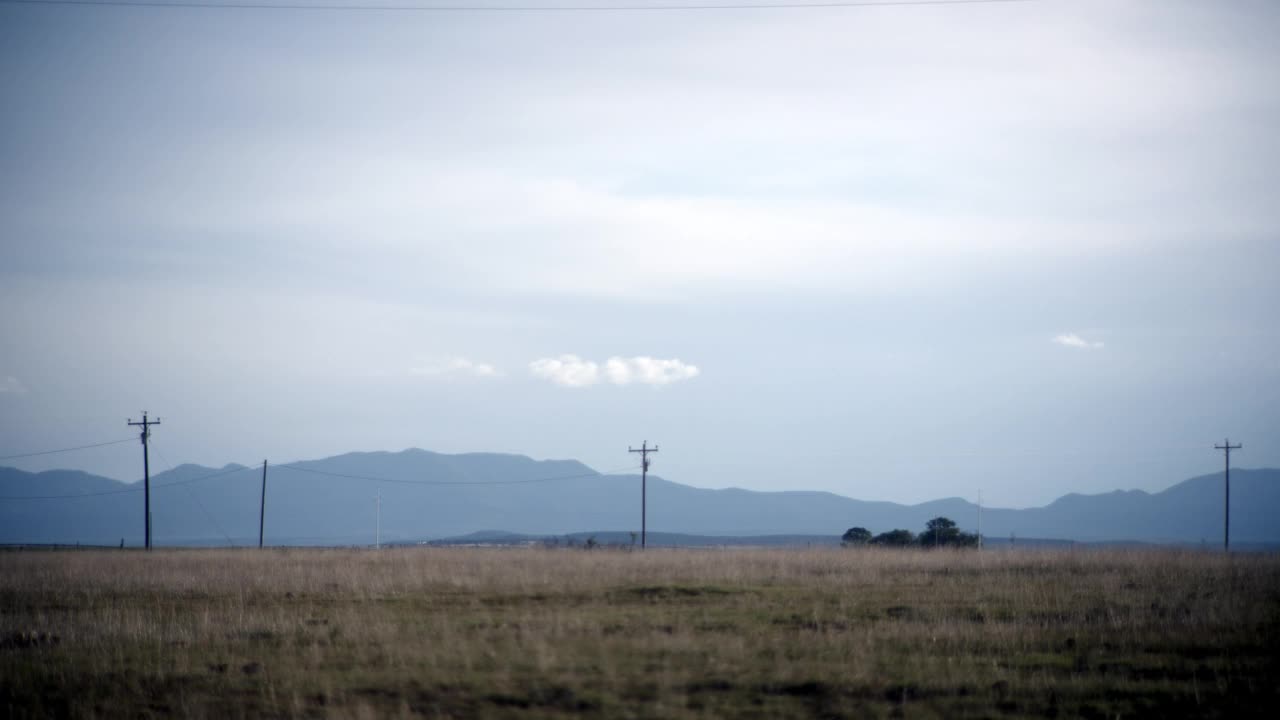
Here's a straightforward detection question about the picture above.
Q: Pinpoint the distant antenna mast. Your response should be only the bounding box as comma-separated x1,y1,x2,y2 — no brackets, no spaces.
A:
628,441,658,549
376,491,382,550
127,412,161,550
1215,439,1242,552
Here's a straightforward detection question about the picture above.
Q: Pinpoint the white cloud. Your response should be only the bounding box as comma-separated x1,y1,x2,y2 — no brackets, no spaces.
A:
529,355,600,388
409,357,500,378
0,376,26,394
531,355,699,387
1052,334,1104,350
605,356,700,386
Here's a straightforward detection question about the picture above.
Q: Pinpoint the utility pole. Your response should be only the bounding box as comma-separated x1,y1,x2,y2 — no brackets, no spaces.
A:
376,492,381,550
258,460,268,549
628,441,658,549
1215,439,1242,552
127,412,160,550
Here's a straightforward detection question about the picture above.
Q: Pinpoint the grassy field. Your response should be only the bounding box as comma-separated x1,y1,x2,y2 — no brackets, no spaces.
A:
2,547,1278,718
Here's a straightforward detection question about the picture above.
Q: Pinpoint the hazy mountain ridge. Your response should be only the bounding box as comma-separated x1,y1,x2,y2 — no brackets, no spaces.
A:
2,449,1276,546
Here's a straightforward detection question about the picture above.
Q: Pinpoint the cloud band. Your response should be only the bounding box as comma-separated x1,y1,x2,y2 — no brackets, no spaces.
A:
530,355,699,387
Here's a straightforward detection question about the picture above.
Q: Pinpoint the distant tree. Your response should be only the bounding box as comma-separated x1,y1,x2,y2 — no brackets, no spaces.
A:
871,529,915,546
841,527,873,546
918,517,980,548
921,517,960,547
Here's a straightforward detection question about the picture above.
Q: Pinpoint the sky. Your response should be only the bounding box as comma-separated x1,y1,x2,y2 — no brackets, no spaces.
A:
1,0,1278,509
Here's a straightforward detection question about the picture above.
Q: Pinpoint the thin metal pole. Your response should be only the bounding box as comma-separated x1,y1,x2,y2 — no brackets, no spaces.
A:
259,460,268,548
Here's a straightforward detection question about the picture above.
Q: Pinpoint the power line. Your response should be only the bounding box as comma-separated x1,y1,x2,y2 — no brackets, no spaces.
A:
151,442,237,548
1,485,142,500
1,460,631,500
0,437,136,461
0,463,258,500
272,461,641,485
0,0,1040,12
154,463,259,489
181,481,238,546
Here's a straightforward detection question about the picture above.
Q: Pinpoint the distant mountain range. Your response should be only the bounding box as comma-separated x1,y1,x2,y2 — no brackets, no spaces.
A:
2,449,1277,546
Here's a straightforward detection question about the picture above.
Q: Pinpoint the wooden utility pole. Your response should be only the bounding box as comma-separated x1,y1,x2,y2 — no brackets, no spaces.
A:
1215,439,1242,551
127,412,160,550
628,441,658,549
259,460,268,548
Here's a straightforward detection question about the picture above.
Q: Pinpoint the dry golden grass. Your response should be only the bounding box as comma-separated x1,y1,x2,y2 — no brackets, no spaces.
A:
2,547,1278,718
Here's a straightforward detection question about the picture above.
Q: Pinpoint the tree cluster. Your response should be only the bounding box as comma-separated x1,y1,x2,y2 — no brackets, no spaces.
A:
841,516,979,548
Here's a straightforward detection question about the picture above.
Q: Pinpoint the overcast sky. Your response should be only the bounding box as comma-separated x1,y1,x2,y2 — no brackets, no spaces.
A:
2,0,1277,508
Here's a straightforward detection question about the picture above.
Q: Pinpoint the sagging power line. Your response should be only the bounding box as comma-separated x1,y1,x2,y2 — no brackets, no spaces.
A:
0,458,638,500
150,442,238,548
273,462,640,486
0,465,256,500
259,460,639,547
0,437,136,461
1,416,657,548
3,454,644,548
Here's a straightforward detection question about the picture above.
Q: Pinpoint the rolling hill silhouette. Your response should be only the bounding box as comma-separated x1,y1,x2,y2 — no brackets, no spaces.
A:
2,448,1276,546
